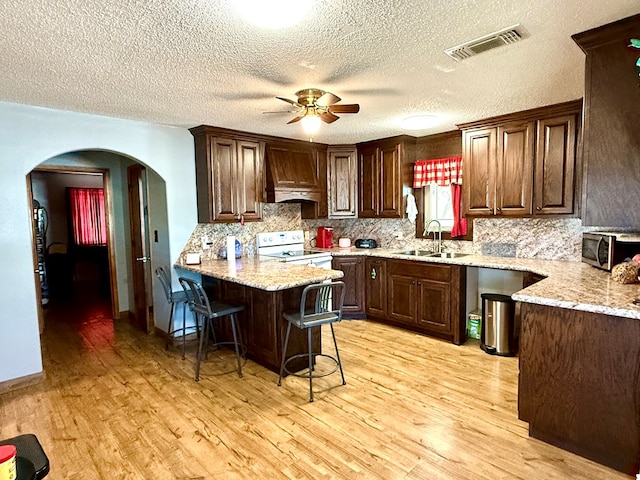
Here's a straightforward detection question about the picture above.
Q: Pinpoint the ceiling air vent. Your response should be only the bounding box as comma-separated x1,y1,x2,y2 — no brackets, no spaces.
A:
445,24,527,61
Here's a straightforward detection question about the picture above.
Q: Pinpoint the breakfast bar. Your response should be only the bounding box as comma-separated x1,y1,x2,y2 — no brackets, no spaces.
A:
175,257,344,373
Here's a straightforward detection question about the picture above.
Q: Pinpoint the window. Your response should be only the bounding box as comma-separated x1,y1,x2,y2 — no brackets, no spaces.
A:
413,156,467,238
423,184,454,231
68,188,107,246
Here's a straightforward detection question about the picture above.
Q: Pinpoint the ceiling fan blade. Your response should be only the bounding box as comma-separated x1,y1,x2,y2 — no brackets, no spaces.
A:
328,103,360,114
287,116,304,124
319,111,340,124
263,110,298,114
316,92,341,107
276,96,303,107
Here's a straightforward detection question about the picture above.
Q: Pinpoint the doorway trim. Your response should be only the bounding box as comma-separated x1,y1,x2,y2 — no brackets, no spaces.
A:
30,165,119,319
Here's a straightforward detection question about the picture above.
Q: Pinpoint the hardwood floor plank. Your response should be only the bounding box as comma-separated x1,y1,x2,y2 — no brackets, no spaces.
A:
0,306,628,479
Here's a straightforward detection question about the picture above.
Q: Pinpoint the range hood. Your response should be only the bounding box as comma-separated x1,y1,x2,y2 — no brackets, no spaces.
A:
264,143,325,204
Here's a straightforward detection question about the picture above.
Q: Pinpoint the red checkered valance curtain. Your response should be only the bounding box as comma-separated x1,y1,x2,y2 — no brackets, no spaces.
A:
68,188,107,246
413,156,463,187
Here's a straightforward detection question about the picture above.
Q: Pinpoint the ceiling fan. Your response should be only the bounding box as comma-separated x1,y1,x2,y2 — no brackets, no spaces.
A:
267,88,360,133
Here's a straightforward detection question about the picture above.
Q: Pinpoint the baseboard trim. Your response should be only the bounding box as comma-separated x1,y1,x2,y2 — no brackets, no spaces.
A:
0,371,46,394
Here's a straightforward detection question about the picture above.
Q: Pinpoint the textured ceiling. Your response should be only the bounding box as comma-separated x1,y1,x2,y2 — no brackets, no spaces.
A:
1,0,638,144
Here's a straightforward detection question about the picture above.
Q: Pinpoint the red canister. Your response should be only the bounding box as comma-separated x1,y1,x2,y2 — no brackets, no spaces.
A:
0,444,16,480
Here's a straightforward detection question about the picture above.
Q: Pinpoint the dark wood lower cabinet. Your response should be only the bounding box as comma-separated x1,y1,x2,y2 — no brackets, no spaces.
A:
332,256,365,319
366,258,467,345
205,278,320,374
364,257,387,318
416,279,451,335
518,302,640,475
387,273,416,326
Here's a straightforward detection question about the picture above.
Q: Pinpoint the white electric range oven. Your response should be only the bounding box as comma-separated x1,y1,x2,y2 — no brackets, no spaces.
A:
256,230,332,269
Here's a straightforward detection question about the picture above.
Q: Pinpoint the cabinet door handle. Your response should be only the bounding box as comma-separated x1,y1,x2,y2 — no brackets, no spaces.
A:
536,206,541,211
371,268,377,279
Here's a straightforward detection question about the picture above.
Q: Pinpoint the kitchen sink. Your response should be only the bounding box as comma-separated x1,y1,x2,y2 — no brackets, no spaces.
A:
393,250,470,259
394,250,435,256
425,252,469,259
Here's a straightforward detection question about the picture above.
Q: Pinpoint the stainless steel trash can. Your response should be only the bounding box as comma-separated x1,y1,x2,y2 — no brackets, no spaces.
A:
480,293,516,356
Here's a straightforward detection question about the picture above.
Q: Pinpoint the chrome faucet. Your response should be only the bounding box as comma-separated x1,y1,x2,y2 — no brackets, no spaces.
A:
424,219,442,253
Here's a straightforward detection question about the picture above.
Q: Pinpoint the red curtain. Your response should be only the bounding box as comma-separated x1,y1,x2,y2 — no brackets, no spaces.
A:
68,188,107,246
413,156,463,187
450,184,467,237
413,156,467,237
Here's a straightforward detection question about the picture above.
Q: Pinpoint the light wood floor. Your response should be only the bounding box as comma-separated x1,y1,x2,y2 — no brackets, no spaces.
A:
0,298,628,479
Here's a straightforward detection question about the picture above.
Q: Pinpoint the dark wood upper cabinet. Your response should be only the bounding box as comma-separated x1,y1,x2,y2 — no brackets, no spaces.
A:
535,115,577,215
463,127,497,216
357,144,378,217
190,126,264,223
327,145,358,218
496,121,535,216
572,14,640,227
190,125,331,222
460,100,581,218
357,136,416,218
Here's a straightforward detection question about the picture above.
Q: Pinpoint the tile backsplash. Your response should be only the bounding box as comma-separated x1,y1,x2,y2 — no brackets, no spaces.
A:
181,203,585,261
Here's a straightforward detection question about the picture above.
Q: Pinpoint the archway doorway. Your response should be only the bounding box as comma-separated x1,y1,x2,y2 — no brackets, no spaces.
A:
28,150,171,335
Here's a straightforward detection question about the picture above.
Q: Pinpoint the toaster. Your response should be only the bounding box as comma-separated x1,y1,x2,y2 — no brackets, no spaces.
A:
355,238,377,249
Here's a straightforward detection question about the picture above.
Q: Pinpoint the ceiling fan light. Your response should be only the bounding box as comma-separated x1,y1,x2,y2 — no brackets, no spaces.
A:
401,115,439,130
233,0,314,29
301,114,321,134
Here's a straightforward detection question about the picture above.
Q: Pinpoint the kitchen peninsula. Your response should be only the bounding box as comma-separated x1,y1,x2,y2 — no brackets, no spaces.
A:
331,247,640,474
175,257,344,373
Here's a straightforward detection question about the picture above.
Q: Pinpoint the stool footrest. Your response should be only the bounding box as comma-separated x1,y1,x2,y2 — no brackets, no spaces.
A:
282,353,340,379
203,341,247,358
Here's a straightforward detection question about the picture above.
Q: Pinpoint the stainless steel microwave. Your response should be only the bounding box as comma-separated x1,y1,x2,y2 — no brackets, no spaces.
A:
582,232,640,270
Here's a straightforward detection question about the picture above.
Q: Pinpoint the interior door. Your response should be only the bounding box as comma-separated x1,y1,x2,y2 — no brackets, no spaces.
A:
127,164,152,333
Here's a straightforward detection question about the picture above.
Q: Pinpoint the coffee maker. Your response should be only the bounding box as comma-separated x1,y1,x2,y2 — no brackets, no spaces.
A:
316,227,334,248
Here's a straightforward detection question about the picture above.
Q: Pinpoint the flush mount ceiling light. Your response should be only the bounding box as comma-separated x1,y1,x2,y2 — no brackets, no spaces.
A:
233,0,314,29
401,115,440,130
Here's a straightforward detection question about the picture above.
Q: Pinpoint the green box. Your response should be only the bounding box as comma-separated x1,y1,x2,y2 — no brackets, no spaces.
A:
467,309,481,340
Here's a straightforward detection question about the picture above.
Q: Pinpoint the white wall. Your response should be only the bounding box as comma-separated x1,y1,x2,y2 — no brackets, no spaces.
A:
476,268,524,309
0,101,197,384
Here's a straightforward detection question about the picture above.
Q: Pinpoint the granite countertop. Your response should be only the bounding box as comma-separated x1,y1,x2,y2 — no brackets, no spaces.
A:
319,246,640,320
175,257,344,291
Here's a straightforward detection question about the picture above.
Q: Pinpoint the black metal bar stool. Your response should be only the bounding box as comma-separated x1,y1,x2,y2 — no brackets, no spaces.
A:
278,281,346,402
155,266,190,358
178,277,246,382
